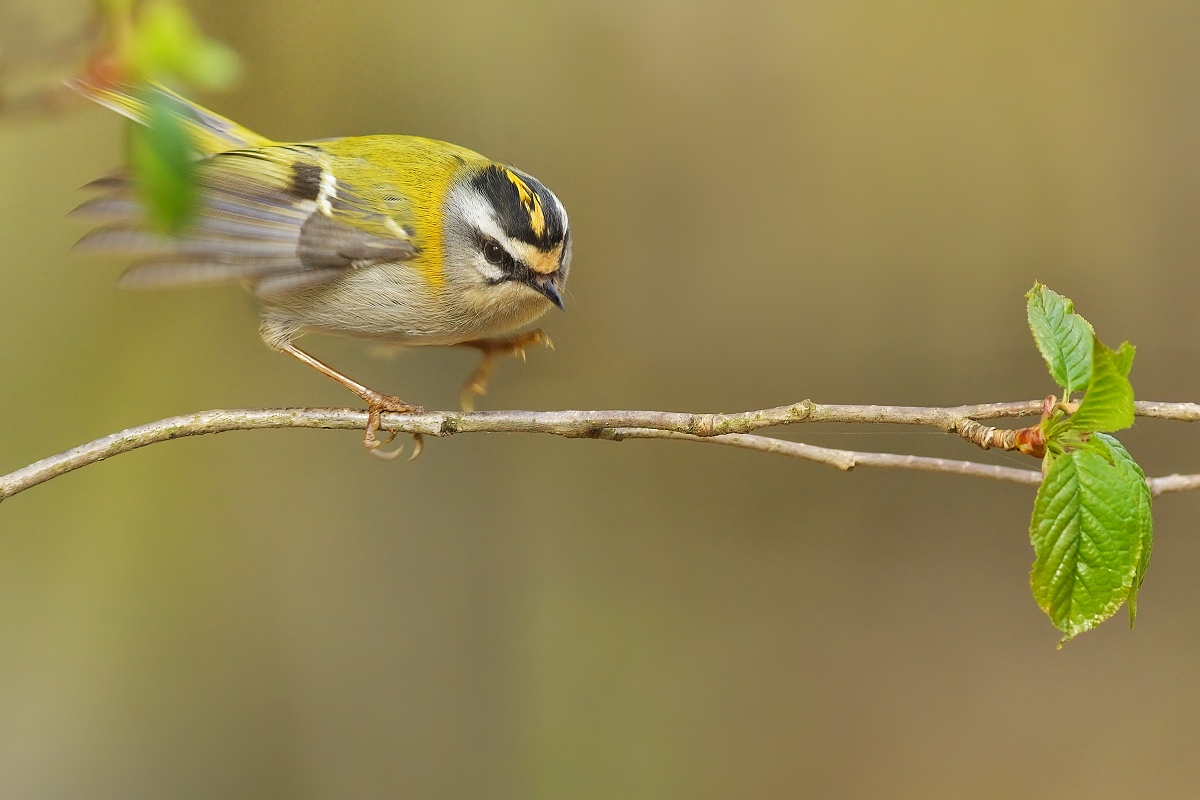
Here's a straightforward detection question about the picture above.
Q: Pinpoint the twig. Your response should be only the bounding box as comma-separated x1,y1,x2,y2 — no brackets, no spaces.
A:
603,428,1043,486
1147,474,1200,497
2,399,1199,503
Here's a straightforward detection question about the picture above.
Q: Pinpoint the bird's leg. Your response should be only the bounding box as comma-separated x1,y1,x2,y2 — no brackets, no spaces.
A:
278,342,423,459
456,329,553,411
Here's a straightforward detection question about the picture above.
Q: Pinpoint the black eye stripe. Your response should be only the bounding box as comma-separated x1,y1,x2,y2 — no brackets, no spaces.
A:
472,230,567,298
475,233,522,277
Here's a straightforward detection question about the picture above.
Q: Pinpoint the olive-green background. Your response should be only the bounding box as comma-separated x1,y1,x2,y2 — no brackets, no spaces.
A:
4,2,1200,797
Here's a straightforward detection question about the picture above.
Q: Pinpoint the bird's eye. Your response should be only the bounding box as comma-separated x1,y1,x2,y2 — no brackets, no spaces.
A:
484,241,505,265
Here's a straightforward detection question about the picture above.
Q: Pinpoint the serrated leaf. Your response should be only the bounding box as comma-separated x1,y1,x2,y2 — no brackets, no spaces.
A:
1113,341,1135,378
1030,435,1152,645
1027,283,1094,394
1096,434,1154,626
1069,340,1136,434
129,90,196,233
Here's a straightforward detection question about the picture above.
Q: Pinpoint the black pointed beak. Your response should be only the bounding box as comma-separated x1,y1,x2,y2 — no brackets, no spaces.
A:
534,275,566,310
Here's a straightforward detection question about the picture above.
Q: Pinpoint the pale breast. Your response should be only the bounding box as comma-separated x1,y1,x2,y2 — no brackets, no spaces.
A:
259,262,552,346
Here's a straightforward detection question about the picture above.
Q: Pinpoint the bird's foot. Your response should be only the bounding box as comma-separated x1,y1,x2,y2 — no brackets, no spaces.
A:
362,391,424,461
458,330,554,411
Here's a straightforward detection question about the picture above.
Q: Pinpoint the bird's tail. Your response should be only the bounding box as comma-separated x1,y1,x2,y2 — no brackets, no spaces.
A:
67,80,274,155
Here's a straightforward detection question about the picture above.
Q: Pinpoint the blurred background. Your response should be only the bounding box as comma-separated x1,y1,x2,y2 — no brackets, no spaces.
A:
3,1,1200,797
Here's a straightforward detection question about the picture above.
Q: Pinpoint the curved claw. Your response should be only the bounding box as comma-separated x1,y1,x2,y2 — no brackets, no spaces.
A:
362,400,422,459
370,441,407,461
369,433,424,462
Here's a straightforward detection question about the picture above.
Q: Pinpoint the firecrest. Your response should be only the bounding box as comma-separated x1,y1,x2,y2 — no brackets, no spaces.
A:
71,82,572,457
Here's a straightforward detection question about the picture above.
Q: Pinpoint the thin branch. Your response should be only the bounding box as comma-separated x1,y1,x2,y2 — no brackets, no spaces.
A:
2,399,1199,502
1134,401,1200,421
1147,474,1200,498
603,428,1044,487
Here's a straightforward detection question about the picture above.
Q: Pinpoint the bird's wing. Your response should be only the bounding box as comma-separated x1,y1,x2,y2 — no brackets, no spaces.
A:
74,144,421,293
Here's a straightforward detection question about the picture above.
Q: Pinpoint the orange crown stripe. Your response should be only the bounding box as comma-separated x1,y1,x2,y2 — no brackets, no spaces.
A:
505,169,547,239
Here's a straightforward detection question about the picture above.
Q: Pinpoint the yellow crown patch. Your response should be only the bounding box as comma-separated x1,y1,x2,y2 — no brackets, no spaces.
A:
505,168,547,239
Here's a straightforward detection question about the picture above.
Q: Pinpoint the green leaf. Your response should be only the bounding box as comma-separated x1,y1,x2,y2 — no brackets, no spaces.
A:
1113,341,1135,378
130,0,240,90
1027,283,1094,394
1057,434,1115,465
1069,340,1136,433
129,89,196,233
1030,435,1152,645
1099,434,1154,626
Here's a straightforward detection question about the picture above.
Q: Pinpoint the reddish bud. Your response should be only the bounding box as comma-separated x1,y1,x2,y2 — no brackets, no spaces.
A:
1015,426,1047,459
1041,395,1058,419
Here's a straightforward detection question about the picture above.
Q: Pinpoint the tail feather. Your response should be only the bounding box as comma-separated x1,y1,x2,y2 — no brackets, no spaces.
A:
119,256,308,287
69,195,143,221
67,80,274,155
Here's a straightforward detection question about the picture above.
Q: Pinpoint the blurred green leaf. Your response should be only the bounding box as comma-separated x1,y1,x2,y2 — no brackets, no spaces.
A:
1030,435,1152,646
129,89,196,232
1069,340,1136,434
1026,283,1095,395
112,1,240,231
129,0,240,89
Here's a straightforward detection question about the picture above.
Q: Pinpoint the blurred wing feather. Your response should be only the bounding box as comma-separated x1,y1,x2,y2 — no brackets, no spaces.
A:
75,145,419,291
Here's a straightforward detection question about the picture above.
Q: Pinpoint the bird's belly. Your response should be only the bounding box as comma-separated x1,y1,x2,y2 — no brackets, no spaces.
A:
262,264,551,345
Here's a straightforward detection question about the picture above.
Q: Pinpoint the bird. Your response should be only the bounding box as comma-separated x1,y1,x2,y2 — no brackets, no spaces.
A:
70,82,571,458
